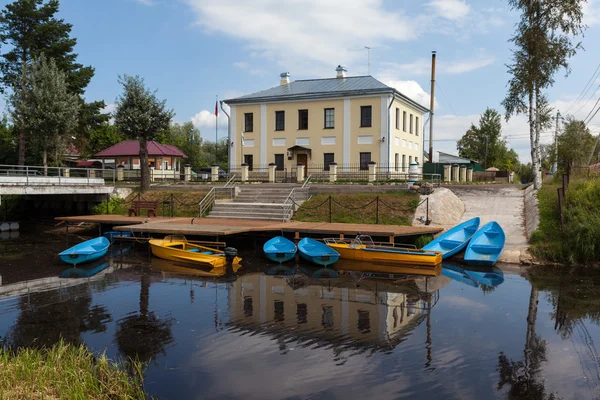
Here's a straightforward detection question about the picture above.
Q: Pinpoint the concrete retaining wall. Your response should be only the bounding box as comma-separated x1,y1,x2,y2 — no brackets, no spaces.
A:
524,184,540,240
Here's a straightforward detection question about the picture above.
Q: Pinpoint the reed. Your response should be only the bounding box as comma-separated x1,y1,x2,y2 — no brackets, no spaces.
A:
0,340,149,400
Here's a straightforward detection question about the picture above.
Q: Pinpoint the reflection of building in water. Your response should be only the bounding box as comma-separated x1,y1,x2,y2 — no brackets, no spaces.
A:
227,272,450,350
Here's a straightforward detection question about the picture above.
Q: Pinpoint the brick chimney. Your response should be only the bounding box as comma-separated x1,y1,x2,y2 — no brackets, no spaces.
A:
280,72,290,85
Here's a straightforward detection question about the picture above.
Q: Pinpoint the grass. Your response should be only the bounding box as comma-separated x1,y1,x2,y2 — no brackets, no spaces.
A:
94,190,208,217
0,340,148,400
293,192,419,225
530,178,600,265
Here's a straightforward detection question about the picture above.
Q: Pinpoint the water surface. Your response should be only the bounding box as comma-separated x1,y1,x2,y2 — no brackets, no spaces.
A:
1,232,599,400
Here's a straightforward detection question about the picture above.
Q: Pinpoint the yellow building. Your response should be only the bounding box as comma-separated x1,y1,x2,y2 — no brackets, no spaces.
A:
224,66,429,174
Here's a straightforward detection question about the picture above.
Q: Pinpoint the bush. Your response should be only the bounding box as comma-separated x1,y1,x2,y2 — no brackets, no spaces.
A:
92,196,125,215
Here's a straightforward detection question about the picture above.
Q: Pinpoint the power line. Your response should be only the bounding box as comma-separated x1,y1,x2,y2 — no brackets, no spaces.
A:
564,62,600,114
435,81,459,116
572,81,600,118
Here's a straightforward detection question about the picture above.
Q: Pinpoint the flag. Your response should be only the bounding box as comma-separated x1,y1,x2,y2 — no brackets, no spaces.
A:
215,101,219,117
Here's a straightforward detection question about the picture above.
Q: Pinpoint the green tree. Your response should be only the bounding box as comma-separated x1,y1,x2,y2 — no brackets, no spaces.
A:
158,122,210,170
503,0,586,190
10,55,79,174
0,0,97,165
76,100,111,157
114,75,174,192
86,122,123,157
557,119,595,172
0,116,16,164
457,108,520,170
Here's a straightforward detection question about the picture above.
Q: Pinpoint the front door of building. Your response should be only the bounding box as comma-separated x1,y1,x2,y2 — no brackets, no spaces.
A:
297,154,308,167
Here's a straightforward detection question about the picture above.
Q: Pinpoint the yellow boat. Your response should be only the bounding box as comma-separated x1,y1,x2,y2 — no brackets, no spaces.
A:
149,235,242,268
150,257,242,277
334,258,442,277
324,235,442,267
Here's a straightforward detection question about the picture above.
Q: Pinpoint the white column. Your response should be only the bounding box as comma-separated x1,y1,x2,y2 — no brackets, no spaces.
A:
343,99,351,171
380,96,390,168
260,104,267,167
329,163,337,182
230,105,237,169
296,164,305,183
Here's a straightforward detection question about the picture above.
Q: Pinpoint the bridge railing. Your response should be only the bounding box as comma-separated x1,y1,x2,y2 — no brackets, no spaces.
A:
0,164,114,185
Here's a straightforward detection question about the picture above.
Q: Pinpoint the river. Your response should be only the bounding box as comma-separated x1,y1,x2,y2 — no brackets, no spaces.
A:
0,230,599,400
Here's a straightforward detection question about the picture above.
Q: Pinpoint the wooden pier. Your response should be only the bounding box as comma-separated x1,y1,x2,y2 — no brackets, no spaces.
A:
55,214,443,240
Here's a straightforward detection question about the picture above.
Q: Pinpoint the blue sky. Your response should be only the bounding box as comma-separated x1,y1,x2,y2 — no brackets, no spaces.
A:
4,0,600,162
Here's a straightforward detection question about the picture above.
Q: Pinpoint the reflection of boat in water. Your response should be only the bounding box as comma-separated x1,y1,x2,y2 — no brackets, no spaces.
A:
442,264,478,287
149,235,241,268
422,217,480,260
325,235,442,267
299,265,339,279
150,257,242,278
442,263,505,288
264,264,297,276
59,261,110,278
107,245,132,258
332,258,442,278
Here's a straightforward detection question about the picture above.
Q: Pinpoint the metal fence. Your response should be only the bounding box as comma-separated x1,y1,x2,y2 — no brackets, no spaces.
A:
0,164,113,185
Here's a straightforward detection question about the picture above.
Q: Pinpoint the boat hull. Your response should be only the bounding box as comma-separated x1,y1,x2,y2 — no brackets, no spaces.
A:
334,258,442,277
149,238,241,268
263,236,297,263
103,231,133,241
464,221,505,266
298,238,340,267
422,217,480,260
327,243,442,267
59,237,110,266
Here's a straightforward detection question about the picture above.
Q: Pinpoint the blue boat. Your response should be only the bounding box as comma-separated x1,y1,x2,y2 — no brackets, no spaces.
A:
422,217,480,260
464,221,505,266
263,236,297,263
59,261,110,278
103,231,132,241
442,264,478,288
298,238,340,267
299,265,339,279
464,267,505,287
59,237,110,265
265,265,297,276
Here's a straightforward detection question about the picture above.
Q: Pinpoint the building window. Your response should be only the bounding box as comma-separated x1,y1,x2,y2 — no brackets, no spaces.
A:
324,153,335,171
243,297,253,317
324,108,335,129
244,154,253,171
275,111,285,131
360,106,372,127
395,153,399,172
244,113,253,132
297,303,307,324
358,310,371,333
274,300,284,322
298,109,308,130
322,306,334,329
415,157,419,164
274,154,284,171
403,111,407,132
402,154,406,170
360,152,371,170
410,114,413,134
409,155,413,164
395,108,400,130
415,116,419,136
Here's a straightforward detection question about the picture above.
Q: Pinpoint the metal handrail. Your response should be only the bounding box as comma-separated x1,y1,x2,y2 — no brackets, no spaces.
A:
282,188,296,222
224,174,237,187
198,186,237,218
302,174,312,189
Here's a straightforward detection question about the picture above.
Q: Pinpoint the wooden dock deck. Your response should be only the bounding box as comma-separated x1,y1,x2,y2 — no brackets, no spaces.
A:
55,215,443,239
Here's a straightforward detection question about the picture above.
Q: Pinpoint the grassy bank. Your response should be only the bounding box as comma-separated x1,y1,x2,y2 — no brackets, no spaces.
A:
0,341,148,399
530,179,600,264
93,190,208,217
293,192,419,225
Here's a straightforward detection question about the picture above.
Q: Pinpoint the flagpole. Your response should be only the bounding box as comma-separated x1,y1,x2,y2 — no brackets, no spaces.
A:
215,95,218,165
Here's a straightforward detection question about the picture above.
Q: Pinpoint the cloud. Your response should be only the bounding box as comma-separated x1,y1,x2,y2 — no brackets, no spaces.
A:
583,0,600,26
380,53,495,78
191,102,230,139
381,79,436,110
102,103,117,114
232,61,267,76
133,0,154,5
184,0,417,70
427,0,470,20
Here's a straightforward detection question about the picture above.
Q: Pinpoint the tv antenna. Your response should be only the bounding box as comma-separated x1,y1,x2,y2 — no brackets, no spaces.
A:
364,46,376,75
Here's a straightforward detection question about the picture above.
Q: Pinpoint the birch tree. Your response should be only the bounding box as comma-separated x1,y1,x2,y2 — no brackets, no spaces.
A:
503,0,586,189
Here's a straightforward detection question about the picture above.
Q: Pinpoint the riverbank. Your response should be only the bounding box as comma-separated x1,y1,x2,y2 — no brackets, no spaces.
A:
0,341,148,399
530,179,600,265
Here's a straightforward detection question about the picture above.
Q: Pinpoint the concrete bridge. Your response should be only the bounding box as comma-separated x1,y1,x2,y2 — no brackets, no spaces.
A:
0,164,114,196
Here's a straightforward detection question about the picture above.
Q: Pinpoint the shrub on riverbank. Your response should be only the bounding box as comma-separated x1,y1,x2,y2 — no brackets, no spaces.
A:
94,190,207,217
530,179,600,264
293,192,419,225
0,341,148,399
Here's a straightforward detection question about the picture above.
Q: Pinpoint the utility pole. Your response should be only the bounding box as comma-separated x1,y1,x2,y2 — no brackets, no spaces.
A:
365,46,371,75
553,110,559,174
429,51,436,162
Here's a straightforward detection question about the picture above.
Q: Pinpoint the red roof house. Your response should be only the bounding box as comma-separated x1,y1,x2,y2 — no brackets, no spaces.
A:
94,140,187,171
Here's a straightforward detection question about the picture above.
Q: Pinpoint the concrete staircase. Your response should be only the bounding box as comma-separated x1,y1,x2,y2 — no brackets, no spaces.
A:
206,185,309,221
